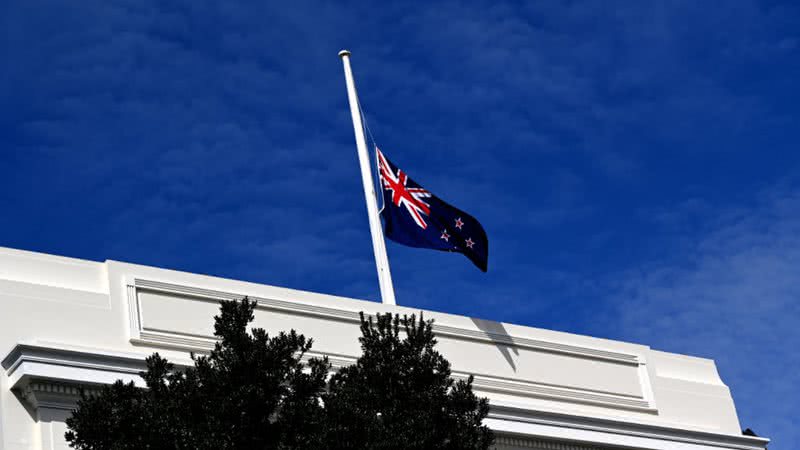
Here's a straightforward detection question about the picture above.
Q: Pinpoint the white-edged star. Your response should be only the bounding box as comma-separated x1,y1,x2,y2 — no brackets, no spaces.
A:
454,217,464,229
440,229,450,242
465,237,475,249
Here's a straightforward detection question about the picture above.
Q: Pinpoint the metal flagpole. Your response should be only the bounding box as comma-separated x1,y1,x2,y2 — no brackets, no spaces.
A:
338,49,397,305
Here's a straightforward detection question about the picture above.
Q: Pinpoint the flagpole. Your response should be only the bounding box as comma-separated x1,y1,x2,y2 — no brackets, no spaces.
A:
338,50,397,305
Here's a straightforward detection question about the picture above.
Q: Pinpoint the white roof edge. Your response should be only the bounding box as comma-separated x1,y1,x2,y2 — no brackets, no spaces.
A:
109,258,655,361
0,245,721,362
0,246,109,293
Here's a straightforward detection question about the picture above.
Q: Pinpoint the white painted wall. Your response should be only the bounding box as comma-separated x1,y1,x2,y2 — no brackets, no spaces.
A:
0,247,768,450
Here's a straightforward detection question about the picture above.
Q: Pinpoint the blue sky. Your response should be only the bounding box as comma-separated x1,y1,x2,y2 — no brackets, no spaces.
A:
2,0,798,445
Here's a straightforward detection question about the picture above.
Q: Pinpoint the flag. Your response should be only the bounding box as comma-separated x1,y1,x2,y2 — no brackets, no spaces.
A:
376,147,488,272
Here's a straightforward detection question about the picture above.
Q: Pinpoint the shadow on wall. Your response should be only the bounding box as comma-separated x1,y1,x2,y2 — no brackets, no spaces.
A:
470,318,519,373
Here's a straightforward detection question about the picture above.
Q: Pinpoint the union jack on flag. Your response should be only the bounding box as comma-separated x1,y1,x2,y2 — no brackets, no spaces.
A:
376,147,488,272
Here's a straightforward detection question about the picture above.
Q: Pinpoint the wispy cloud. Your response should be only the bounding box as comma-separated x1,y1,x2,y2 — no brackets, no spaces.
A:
606,182,800,444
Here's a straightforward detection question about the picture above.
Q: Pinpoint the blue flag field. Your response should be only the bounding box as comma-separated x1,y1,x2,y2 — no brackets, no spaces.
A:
376,148,488,272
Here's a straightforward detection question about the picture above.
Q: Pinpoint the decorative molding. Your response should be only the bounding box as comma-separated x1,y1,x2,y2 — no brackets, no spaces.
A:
467,374,651,411
495,435,607,449
1,343,152,393
3,344,148,378
136,330,216,351
434,323,638,366
20,381,98,411
130,279,642,365
125,278,658,413
307,351,652,411
126,282,141,340
487,407,769,450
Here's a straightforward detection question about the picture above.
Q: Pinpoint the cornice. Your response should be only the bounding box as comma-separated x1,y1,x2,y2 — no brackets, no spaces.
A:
3,343,148,378
488,405,769,450
1,343,153,392
494,436,607,449
19,381,99,411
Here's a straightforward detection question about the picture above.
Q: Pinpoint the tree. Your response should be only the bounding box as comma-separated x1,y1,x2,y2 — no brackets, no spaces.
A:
66,301,494,450
65,298,330,450
322,312,494,450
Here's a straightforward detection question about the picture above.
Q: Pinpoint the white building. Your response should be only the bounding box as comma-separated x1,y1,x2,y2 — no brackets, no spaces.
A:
0,246,768,450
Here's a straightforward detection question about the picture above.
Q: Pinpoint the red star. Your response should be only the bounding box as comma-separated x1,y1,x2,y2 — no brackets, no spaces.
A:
440,229,450,242
454,217,464,229
465,238,475,249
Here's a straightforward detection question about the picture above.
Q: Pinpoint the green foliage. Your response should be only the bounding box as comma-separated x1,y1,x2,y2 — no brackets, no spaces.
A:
322,312,494,450
65,301,493,450
65,298,329,450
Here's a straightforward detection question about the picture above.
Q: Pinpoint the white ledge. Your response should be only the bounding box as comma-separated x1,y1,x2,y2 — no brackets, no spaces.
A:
2,342,154,390
488,403,768,450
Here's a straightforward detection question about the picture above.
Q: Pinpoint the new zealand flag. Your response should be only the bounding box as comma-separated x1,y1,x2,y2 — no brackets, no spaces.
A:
376,147,488,272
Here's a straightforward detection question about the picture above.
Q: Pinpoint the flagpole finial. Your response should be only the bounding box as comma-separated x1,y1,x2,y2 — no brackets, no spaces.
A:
338,49,351,58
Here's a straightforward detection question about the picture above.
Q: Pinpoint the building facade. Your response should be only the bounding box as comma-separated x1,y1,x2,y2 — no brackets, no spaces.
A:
0,247,768,449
